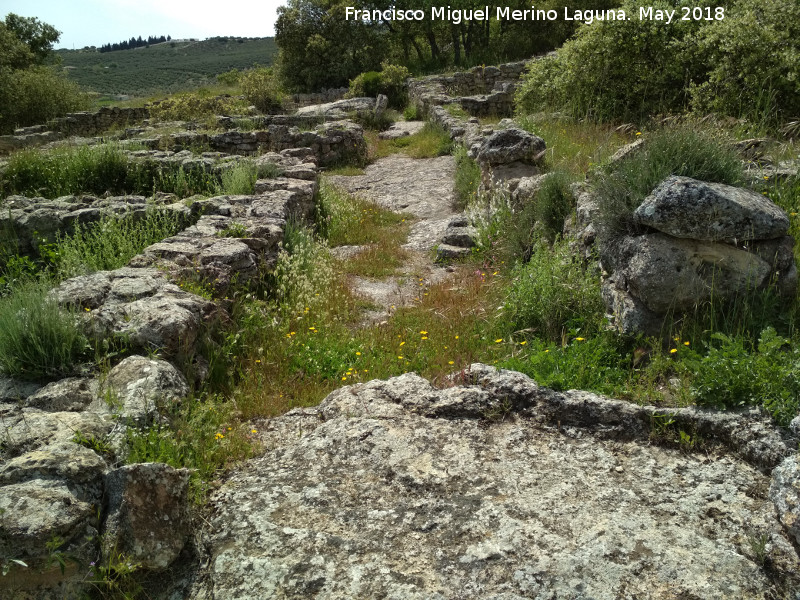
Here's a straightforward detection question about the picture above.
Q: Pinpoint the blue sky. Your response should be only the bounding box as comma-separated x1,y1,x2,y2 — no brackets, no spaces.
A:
1,0,284,49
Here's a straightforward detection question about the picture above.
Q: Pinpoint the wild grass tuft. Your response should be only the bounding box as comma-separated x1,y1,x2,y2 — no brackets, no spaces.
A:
504,237,604,342
453,145,481,211
0,279,90,380
594,126,744,238
52,208,184,279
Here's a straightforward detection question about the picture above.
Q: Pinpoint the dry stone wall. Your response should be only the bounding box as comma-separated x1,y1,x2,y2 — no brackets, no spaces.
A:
0,147,321,598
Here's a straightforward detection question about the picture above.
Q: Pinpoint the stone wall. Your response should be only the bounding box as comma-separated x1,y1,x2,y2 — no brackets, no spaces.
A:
125,121,367,166
0,149,320,598
409,60,530,118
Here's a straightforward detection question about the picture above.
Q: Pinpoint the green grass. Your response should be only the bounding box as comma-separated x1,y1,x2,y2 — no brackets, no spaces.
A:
593,126,744,238
52,208,185,279
55,37,278,98
0,279,90,380
366,122,452,160
453,145,481,211
517,114,630,176
0,144,227,200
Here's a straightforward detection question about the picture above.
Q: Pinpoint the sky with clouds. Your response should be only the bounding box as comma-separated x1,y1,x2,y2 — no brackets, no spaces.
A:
2,0,285,49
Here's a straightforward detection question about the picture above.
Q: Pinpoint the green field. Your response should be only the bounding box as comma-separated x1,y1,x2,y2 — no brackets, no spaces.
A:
55,37,277,97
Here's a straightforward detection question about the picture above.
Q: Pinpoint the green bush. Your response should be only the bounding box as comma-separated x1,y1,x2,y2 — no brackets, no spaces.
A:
517,0,800,126
0,279,90,380
0,66,90,134
686,328,800,426
689,0,800,127
240,67,284,114
347,62,411,109
595,127,743,238
349,71,382,98
517,0,706,122
148,90,248,122
504,238,604,341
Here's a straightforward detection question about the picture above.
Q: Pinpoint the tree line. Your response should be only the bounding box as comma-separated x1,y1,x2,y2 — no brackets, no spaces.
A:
274,0,620,92
99,35,171,53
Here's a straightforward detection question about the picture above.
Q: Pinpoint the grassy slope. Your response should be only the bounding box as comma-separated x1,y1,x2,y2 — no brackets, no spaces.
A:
54,37,277,97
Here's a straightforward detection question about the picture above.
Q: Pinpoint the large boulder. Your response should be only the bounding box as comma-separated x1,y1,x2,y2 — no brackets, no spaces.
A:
770,455,800,547
607,233,772,315
634,176,789,243
102,463,191,570
476,127,545,166
195,367,798,599
102,355,189,425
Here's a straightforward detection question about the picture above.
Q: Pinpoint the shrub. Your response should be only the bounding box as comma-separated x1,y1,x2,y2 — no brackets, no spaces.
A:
594,127,743,238
686,328,800,426
504,238,604,341
0,66,90,134
240,67,284,114
689,0,800,127
148,91,248,122
216,68,242,87
0,279,90,380
516,0,706,122
347,62,411,109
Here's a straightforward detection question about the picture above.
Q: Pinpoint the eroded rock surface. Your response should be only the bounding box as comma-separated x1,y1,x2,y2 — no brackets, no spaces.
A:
635,175,789,243
193,366,799,599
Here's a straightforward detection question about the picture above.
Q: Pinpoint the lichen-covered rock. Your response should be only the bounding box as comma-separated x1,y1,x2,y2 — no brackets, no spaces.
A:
102,355,189,424
1,409,114,459
25,377,98,412
194,367,798,599
770,455,800,546
476,127,545,166
634,176,790,243
296,97,375,118
102,463,191,570
0,479,99,570
606,233,772,314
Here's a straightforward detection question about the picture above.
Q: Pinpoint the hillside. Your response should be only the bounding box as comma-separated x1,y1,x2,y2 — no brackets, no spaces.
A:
54,37,277,97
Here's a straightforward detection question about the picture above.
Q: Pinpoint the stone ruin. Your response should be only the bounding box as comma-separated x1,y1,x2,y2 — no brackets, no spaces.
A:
0,135,322,596
602,175,797,336
408,60,531,118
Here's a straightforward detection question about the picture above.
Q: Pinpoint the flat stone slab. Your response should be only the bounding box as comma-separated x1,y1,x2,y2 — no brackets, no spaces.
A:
634,175,789,243
194,368,799,599
379,121,425,140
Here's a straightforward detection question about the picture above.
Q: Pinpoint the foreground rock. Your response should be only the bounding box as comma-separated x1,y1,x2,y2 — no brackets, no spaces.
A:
634,176,789,243
193,366,799,599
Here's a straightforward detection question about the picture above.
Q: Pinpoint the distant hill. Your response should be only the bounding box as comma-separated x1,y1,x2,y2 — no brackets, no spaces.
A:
55,37,278,97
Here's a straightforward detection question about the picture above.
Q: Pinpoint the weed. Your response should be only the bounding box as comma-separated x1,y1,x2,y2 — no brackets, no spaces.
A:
504,238,604,342
403,105,419,121
0,279,91,380
53,208,184,279
72,430,113,456
453,145,481,211
217,223,249,238
594,127,743,238
746,530,770,567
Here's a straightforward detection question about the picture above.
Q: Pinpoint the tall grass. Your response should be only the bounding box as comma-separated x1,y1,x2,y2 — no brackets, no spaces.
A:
595,127,744,238
53,209,185,279
453,145,481,211
0,279,89,380
504,237,604,342
0,145,224,200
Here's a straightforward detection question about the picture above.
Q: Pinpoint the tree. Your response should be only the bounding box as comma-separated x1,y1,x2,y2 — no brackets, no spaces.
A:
3,13,59,63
